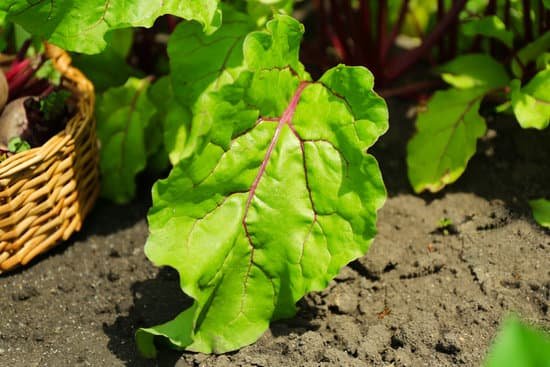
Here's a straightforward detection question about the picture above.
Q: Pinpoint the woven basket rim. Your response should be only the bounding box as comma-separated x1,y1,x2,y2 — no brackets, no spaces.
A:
0,44,94,179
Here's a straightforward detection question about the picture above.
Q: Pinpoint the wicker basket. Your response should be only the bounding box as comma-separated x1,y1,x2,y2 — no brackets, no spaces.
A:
0,44,99,272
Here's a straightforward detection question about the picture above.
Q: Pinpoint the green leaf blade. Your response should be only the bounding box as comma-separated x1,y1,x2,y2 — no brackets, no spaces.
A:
529,199,550,228
511,69,550,130
140,17,387,355
407,88,487,193
461,16,513,48
96,77,155,203
484,318,550,367
2,0,222,54
438,54,510,89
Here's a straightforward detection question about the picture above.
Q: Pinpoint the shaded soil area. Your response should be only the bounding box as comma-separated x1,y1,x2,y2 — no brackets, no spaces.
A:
0,100,549,366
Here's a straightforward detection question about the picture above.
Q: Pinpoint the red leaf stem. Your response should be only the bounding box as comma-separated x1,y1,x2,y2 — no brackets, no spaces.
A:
378,79,445,98
329,0,352,63
5,58,30,82
522,0,533,42
8,57,46,98
15,39,31,62
166,15,180,33
384,0,468,80
327,27,348,61
8,66,34,96
343,0,360,64
359,0,373,65
376,0,388,73
380,0,410,65
242,81,310,236
448,1,460,60
437,0,446,61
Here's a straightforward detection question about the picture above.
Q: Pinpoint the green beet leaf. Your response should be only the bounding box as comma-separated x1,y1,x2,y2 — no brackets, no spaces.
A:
511,32,550,78
529,199,550,229
461,16,513,48
96,77,158,204
138,15,388,355
483,317,550,367
510,69,550,130
438,54,510,90
7,137,30,153
1,0,221,54
407,88,487,193
35,60,62,86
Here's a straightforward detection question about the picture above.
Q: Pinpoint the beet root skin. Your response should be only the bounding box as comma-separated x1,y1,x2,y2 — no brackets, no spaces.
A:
0,97,35,150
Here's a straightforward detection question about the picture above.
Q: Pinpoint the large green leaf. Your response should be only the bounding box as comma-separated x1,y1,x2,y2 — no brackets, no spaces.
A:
96,77,156,203
529,199,550,228
407,88,488,193
438,54,510,90
137,15,388,355
510,69,550,130
461,16,513,48
1,0,221,54
484,318,550,367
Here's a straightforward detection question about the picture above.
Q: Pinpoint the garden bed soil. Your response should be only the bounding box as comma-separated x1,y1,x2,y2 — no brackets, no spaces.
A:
0,100,548,366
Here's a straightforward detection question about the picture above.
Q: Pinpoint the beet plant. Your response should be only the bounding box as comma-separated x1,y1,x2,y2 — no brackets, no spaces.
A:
1,0,388,355
139,15,387,354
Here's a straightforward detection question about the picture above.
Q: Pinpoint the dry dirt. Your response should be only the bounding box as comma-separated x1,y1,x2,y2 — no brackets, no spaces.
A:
0,100,548,366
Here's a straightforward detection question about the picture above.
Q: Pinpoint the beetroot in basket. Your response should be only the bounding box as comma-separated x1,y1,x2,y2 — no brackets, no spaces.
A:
0,40,76,160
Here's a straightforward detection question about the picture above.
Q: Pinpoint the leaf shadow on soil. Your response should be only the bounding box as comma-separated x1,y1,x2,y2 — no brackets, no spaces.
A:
103,267,323,366
103,267,190,366
82,173,158,237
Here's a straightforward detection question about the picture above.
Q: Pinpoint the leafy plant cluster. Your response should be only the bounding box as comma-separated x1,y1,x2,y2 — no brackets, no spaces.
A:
1,0,389,355
0,0,549,358
306,0,550,226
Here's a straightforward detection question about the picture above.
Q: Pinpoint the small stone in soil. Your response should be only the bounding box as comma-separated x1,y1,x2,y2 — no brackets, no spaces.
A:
13,286,39,301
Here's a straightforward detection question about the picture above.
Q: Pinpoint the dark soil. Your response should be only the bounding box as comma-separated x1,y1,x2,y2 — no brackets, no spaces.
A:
0,100,549,367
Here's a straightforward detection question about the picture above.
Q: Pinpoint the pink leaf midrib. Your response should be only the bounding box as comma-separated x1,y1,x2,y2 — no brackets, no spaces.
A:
243,81,311,215
237,80,310,316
